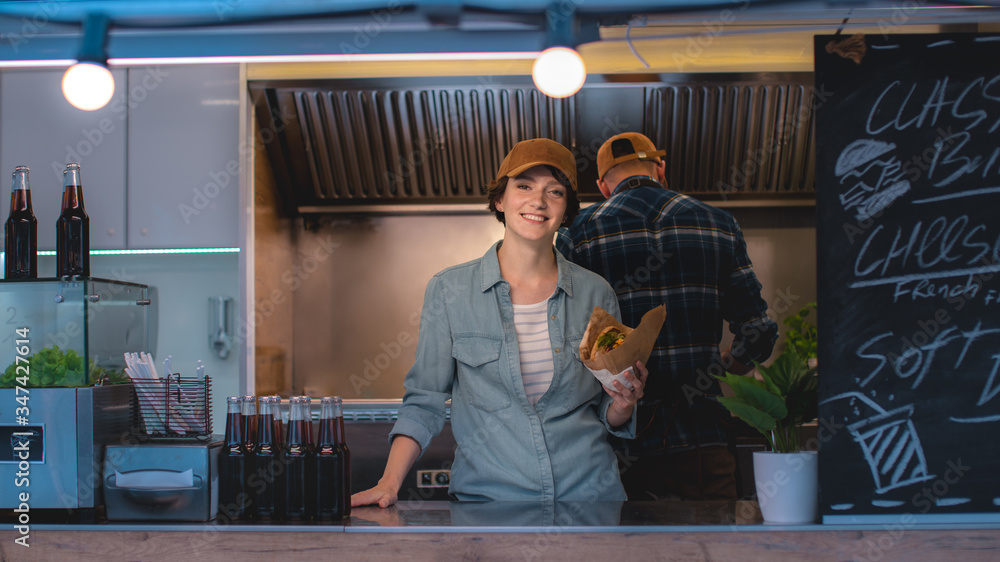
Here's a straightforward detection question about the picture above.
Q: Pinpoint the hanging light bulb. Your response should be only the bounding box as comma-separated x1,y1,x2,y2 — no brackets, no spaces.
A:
62,13,115,111
62,62,115,111
531,10,587,99
532,46,586,99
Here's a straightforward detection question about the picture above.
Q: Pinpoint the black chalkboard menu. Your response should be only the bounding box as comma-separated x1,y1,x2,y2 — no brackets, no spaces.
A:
815,33,1000,523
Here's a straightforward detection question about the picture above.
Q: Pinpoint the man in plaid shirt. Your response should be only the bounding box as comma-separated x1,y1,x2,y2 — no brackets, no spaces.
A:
556,132,777,500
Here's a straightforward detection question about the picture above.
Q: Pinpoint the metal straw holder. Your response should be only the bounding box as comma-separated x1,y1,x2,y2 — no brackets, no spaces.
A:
129,375,213,439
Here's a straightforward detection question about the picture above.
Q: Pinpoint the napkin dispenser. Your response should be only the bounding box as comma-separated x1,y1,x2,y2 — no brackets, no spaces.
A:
103,438,222,521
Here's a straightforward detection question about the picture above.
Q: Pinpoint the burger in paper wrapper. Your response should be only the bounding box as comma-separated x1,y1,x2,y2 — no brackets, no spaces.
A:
579,305,667,390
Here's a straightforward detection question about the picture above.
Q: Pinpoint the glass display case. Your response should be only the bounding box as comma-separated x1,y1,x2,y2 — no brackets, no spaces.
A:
0,278,150,387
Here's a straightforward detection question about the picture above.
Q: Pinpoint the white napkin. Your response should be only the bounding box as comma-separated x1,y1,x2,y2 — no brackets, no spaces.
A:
115,469,194,489
587,366,635,392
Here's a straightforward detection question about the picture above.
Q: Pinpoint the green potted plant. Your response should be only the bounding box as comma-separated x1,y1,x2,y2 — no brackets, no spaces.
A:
716,303,818,523
783,301,818,370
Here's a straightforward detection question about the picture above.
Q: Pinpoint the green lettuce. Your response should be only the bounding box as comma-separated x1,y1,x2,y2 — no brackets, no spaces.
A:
0,345,128,388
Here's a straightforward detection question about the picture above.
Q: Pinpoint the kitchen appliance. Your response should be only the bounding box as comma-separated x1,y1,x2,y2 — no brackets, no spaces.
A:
0,383,132,510
103,438,222,521
0,277,150,511
104,369,218,521
249,74,817,216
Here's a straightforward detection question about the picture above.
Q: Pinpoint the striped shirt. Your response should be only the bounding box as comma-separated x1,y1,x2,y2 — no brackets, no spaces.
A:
557,177,778,454
512,299,554,406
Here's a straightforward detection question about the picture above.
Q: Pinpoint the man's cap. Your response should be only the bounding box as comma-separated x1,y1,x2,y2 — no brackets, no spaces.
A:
596,132,666,179
494,138,577,190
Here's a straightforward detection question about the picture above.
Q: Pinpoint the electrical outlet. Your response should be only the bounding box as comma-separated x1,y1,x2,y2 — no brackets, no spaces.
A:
416,469,450,488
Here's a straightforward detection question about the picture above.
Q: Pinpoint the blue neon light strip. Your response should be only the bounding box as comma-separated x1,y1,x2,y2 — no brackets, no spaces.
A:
23,248,241,256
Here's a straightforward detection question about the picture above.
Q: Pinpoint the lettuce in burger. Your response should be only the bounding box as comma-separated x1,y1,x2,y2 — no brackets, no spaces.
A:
590,326,627,360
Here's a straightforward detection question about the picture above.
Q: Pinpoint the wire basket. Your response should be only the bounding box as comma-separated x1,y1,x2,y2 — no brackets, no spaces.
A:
129,375,213,439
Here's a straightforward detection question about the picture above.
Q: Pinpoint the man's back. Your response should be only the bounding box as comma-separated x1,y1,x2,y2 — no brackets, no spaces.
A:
557,181,777,451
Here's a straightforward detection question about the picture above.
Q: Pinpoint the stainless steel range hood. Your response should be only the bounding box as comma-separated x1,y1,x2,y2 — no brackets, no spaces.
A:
250,72,817,215
250,76,575,214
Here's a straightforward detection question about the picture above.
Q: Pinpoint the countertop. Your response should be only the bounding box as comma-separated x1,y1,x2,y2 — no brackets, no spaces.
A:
5,501,1000,561
16,500,1000,532
21,500,761,533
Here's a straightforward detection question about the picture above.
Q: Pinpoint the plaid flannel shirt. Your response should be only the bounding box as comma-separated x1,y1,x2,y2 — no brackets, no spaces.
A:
556,177,777,455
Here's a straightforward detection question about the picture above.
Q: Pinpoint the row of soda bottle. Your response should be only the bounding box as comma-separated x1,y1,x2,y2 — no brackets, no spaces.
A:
219,394,351,523
5,164,91,279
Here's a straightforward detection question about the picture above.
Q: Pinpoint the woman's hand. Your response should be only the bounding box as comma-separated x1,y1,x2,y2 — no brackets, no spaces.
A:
351,481,399,509
351,504,404,526
351,434,421,509
605,360,648,427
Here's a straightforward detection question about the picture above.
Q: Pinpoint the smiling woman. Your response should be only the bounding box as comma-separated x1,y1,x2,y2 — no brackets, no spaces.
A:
487,138,581,230
350,138,647,508
493,166,569,248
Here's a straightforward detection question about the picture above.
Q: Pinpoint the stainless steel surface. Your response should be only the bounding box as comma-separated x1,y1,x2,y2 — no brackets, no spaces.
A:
2,389,76,509
0,384,132,510
343,405,455,503
297,203,501,215
251,74,815,214
251,77,819,478
340,399,403,422
77,389,96,507
103,438,222,522
647,79,816,194
251,76,576,212
252,206,814,504
80,384,134,510
254,206,814,401
208,296,234,360
256,213,505,400
350,423,456,502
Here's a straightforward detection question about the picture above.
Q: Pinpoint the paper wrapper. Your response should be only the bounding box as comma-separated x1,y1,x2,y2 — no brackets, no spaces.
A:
580,305,667,389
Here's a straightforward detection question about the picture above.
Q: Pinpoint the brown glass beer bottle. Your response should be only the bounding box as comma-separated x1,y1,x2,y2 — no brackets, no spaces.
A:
334,397,351,518
252,396,283,521
284,397,316,521
219,396,251,521
241,394,257,454
271,395,285,452
55,163,90,278
333,396,351,517
302,396,315,450
4,166,37,279
316,396,349,521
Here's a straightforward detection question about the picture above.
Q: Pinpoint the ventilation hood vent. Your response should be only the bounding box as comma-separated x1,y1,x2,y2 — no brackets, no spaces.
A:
650,79,817,198
250,73,815,215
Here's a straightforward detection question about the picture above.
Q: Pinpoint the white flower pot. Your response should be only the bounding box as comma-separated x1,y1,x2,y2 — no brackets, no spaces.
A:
753,450,819,524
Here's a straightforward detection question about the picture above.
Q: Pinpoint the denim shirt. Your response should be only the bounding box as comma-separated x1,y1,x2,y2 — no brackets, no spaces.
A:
390,241,636,501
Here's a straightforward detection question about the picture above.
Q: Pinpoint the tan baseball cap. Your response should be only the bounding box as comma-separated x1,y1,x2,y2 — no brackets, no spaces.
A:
597,132,666,179
494,138,577,191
